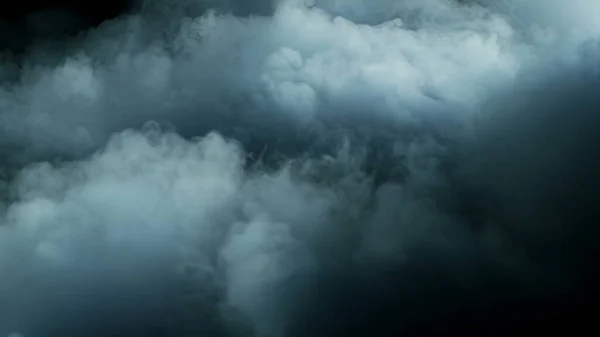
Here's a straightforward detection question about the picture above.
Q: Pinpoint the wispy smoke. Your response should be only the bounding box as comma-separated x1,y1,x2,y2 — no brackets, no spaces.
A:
1,0,599,336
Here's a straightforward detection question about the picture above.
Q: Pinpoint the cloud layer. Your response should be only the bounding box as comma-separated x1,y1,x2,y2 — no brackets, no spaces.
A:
1,0,600,336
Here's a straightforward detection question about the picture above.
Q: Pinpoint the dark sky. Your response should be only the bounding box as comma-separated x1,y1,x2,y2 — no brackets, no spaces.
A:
0,0,135,52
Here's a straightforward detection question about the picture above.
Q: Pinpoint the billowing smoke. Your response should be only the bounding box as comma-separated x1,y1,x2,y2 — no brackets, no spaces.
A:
1,0,599,336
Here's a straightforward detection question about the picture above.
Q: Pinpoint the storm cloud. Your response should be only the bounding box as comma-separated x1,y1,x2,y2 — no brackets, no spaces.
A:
1,1,599,336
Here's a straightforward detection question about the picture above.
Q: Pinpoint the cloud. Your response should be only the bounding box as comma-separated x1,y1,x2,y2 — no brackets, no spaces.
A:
1,0,600,336
1,0,523,159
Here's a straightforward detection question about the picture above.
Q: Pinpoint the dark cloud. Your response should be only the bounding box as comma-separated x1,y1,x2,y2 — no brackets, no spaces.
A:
1,1,599,336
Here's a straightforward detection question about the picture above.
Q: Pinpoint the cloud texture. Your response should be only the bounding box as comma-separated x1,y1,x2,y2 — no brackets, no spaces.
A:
1,0,600,336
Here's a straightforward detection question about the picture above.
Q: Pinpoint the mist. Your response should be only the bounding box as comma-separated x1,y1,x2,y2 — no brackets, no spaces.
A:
1,0,599,336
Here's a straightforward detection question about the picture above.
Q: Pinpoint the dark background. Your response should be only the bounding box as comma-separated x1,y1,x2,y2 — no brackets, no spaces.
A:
0,0,137,53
